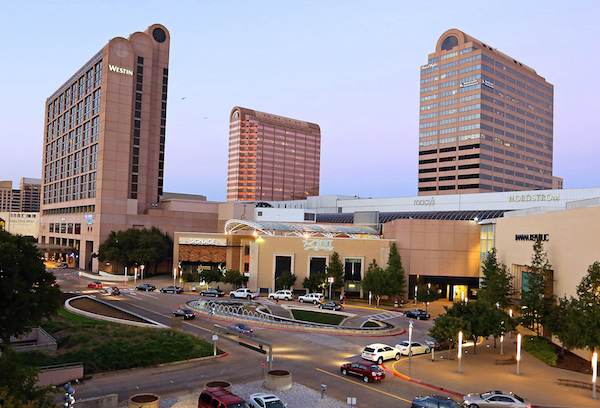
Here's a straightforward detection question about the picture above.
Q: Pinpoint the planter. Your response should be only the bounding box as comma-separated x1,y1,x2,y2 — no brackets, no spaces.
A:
204,381,232,391
265,370,292,391
128,393,160,408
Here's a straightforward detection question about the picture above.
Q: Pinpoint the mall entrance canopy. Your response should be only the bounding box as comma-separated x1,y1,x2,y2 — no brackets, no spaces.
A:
224,219,380,239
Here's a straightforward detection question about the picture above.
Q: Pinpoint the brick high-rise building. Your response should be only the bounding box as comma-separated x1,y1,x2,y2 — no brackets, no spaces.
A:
40,24,171,270
227,107,321,202
418,29,554,195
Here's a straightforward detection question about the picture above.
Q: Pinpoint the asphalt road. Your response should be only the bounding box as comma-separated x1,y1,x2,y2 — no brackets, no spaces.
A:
51,269,440,407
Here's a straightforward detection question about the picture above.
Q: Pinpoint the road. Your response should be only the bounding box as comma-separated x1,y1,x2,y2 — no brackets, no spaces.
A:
51,268,442,407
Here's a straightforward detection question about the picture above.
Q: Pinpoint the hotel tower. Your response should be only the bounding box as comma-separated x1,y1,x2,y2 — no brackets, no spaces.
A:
227,107,321,202
418,29,554,195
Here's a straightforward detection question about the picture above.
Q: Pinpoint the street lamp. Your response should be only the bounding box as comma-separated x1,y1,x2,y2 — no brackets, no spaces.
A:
592,351,598,399
327,276,334,300
516,333,522,375
457,331,463,373
173,267,177,287
140,264,145,281
408,320,414,377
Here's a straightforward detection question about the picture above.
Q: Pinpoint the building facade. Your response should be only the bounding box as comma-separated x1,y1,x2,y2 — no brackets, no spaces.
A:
40,24,171,271
227,107,321,202
0,178,41,212
418,29,554,195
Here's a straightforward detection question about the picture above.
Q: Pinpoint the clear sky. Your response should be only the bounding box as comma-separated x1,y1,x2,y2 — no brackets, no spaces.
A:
2,0,599,201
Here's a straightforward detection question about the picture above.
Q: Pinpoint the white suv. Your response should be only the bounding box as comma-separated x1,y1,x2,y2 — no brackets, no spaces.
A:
229,288,259,299
269,290,294,301
298,293,324,304
361,343,402,364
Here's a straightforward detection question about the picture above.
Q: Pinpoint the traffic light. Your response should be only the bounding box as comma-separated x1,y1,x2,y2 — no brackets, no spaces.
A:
63,382,75,407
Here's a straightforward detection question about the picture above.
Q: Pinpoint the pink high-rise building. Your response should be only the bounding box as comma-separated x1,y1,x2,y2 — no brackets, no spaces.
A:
227,107,321,202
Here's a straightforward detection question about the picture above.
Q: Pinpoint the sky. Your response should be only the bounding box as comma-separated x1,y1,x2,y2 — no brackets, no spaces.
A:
1,0,599,202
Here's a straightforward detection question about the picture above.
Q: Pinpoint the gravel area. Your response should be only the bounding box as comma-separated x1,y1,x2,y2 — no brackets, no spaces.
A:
160,380,346,408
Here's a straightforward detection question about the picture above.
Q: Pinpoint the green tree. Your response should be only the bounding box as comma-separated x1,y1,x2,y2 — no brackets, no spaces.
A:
276,270,297,289
567,262,600,352
223,269,247,288
546,296,579,354
361,260,387,306
0,231,61,345
0,347,55,407
429,315,472,358
97,227,173,273
416,284,442,312
478,247,513,309
199,268,223,286
521,237,554,335
385,242,407,299
444,300,507,353
326,252,345,292
302,273,326,293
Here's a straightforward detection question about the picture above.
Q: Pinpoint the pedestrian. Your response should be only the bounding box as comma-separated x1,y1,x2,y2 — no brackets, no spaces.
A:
343,295,346,304
275,297,279,304
340,293,343,303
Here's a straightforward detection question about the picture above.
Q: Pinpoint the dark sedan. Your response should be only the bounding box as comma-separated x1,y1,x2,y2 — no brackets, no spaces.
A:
404,309,430,320
200,288,224,297
227,323,254,337
412,395,461,408
173,308,196,320
160,286,183,294
340,361,385,383
135,283,156,291
319,301,344,311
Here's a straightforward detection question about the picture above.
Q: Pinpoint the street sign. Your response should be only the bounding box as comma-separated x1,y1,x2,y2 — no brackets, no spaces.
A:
261,361,265,367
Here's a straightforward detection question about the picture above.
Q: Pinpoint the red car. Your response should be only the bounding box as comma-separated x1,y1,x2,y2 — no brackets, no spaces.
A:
340,361,385,383
88,281,103,288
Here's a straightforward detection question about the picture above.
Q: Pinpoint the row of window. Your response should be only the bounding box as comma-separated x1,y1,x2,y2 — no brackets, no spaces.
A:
46,89,102,143
45,116,100,164
48,223,82,235
44,144,98,183
43,172,97,204
42,205,95,215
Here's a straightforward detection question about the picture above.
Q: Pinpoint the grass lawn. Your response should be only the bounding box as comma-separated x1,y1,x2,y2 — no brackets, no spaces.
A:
17,308,215,374
521,335,558,367
290,309,345,325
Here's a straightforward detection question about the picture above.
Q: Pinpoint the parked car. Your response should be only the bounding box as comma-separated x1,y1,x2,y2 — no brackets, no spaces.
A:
104,286,121,296
340,361,385,383
425,337,442,350
51,279,59,287
88,281,103,288
361,343,402,364
229,288,259,299
268,290,294,301
298,293,324,304
160,286,183,294
227,323,254,337
404,309,431,320
319,301,344,311
173,308,196,320
249,392,287,408
394,341,430,356
59,262,69,269
200,288,224,297
411,395,462,408
463,390,531,408
198,387,251,408
135,283,156,291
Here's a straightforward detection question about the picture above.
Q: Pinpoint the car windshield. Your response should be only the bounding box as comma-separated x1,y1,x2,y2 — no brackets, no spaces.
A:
369,365,380,371
398,341,409,346
444,400,462,408
512,393,524,403
265,400,286,408
364,347,375,353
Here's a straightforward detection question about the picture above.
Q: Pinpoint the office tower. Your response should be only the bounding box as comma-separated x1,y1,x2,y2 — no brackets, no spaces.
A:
418,29,554,195
227,107,321,202
40,24,170,270
19,178,41,212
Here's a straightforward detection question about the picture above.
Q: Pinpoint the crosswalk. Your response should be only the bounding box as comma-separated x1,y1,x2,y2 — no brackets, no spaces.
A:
363,311,405,321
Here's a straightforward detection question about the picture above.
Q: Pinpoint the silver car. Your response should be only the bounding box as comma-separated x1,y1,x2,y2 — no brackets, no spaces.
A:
463,390,531,408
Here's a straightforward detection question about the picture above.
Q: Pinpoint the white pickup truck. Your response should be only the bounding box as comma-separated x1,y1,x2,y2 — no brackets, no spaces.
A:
229,288,259,300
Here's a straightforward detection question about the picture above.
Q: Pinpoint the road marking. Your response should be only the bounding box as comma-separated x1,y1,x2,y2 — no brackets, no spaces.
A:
116,300,213,333
315,368,411,403
128,291,159,300
364,311,405,321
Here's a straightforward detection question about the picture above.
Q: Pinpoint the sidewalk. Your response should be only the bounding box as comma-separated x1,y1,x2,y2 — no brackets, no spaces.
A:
388,333,596,407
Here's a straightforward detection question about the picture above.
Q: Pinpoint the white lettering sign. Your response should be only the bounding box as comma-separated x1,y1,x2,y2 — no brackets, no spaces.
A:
509,194,560,203
414,198,435,206
303,239,334,252
482,79,494,88
460,79,479,88
108,64,134,76
420,62,438,70
178,237,227,246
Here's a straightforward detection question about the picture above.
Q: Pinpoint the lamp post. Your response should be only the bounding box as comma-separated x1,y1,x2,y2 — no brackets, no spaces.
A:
327,277,334,300
592,351,598,399
516,333,522,375
134,267,138,286
140,264,145,281
457,331,463,373
500,334,504,355
173,267,177,287
124,266,127,286
408,320,414,377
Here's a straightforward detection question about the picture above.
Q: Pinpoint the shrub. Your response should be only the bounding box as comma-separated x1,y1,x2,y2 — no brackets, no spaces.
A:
521,335,557,367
